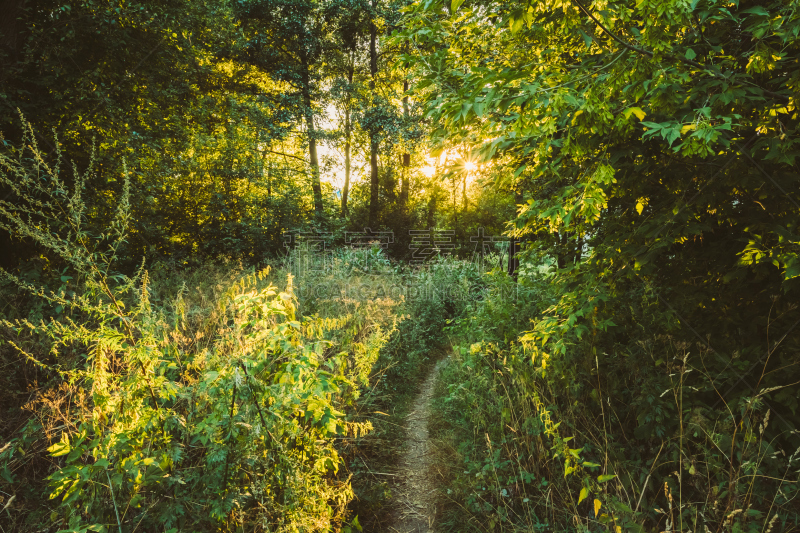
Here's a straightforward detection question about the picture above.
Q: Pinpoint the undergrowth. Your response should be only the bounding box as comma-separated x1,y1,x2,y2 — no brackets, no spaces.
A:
0,120,492,532
431,259,800,533
0,123,402,532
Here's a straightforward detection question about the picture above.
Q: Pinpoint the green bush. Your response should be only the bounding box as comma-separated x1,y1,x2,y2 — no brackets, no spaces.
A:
0,125,397,532
432,263,800,533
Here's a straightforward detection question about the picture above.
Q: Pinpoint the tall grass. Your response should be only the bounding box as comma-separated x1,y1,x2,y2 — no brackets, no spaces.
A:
0,122,402,532
431,266,800,533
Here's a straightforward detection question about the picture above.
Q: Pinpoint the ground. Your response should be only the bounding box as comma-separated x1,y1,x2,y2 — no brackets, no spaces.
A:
388,358,446,532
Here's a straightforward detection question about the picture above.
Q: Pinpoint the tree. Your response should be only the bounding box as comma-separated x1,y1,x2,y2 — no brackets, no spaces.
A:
325,0,372,217
401,0,800,527
0,0,318,268
367,0,381,228
236,0,334,220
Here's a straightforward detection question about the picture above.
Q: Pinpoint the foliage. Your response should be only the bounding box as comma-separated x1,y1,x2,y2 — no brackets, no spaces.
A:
0,128,397,532
0,0,514,269
0,0,323,268
401,0,800,530
3,0,799,530
430,264,800,532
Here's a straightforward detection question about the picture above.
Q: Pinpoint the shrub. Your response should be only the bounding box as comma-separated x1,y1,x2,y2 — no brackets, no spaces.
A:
0,123,397,532
432,262,800,533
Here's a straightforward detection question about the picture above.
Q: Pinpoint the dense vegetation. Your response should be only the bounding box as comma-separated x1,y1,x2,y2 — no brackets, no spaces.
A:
1,0,799,531
401,0,800,530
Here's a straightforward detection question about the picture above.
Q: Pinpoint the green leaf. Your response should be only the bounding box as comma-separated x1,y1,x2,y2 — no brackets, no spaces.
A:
685,48,697,60
784,259,800,280
598,474,617,483
579,29,592,49
451,0,465,12
741,6,769,16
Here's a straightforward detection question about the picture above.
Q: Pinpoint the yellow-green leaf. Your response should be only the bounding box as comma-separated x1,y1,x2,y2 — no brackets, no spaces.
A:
578,486,589,504
598,474,617,483
48,433,70,457
524,6,533,28
623,107,646,120
451,0,465,12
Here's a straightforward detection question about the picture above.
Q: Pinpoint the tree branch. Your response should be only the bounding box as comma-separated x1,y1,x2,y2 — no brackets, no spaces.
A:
255,148,307,163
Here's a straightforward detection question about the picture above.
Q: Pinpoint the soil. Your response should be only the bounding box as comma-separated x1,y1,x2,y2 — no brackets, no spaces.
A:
388,358,446,533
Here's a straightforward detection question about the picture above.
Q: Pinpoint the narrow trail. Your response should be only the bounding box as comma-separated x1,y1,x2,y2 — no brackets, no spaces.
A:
389,358,446,533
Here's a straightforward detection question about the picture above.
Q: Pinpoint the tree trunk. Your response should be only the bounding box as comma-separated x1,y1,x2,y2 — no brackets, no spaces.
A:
452,176,458,229
301,58,324,219
427,193,436,229
574,233,584,264
462,172,467,210
556,231,570,269
368,0,379,228
342,62,354,217
508,187,522,279
342,126,351,216
508,238,520,280
400,78,410,209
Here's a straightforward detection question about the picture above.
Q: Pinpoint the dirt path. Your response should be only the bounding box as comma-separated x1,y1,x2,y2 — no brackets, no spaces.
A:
389,359,446,533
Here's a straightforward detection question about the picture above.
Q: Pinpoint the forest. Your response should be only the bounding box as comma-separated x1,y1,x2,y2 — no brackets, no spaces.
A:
0,0,798,531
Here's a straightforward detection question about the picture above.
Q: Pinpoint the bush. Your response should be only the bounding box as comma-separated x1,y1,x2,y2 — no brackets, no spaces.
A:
432,261,800,532
0,125,398,532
